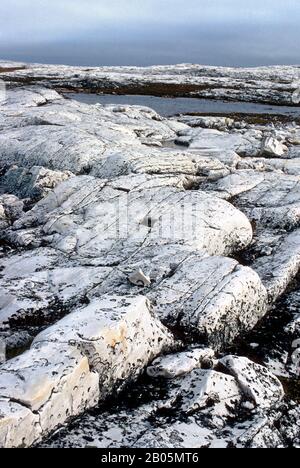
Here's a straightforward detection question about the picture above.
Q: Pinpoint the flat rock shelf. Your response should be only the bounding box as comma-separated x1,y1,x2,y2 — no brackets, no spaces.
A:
0,62,299,448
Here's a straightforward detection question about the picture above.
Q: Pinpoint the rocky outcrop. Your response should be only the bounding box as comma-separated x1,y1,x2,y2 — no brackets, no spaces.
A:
253,230,300,302
0,194,24,230
147,348,216,378
1,61,300,105
0,296,175,448
149,256,267,348
0,166,73,204
39,351,288,449
0,83,299,448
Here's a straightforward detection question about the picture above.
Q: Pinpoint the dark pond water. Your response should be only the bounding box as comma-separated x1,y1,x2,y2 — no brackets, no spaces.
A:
68,93,300,118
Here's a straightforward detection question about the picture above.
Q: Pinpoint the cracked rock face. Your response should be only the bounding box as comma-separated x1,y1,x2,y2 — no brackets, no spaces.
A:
33,295,175,396
39,352,287,449
0,80,299,448
219,355,284,408
4,176,252,259
0,342,99,448
0,296,174,447
149,256,267,349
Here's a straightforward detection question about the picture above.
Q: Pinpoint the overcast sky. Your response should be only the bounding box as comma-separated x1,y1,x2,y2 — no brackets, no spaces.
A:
0,0,299,66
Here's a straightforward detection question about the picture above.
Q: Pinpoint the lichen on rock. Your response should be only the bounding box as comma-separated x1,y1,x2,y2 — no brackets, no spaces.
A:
0,76,299,448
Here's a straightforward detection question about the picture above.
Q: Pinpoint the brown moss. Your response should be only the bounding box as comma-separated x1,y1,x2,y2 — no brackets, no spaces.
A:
0,66,26,74
60,82,220,97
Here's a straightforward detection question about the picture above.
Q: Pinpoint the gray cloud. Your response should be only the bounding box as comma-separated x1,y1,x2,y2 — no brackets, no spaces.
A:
0,0,299,66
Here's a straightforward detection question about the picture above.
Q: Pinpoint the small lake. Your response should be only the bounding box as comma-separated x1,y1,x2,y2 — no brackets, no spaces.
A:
68,93,300,118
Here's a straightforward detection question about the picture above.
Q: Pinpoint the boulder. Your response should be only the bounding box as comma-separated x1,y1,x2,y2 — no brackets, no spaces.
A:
150,256,267,349
261,136,288,157
7,176,253,261
0,295,175,447
0,342,99,447
33,295,175,395
219,356,284,408
253,229,300,302
0,194,23,230
147,348,215,378
40,352,289,449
